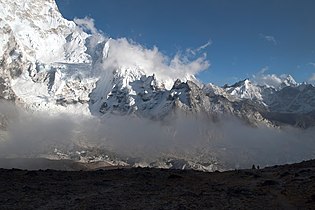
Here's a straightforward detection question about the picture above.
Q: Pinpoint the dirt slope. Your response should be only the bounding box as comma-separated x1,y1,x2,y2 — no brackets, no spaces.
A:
0,159,315,209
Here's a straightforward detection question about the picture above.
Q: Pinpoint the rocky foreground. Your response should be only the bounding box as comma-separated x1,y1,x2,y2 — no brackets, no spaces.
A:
0,159,315,209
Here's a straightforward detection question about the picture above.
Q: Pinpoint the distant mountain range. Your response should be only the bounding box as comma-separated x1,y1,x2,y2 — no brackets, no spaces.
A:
1,0,314,129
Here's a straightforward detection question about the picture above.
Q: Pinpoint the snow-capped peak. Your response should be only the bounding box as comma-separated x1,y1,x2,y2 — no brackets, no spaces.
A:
1,0,194,116
0,0,91,64
253,73,298,90
224,79,263,100
279,74,298,89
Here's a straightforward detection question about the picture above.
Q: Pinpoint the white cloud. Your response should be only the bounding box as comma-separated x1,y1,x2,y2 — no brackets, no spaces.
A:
102,38,210,88
307,64,315,83
196,40,212,51
74,17,98,34
258,66,269,74
252,68,297,89
73,17,210,89
260,33,277,45
309,73,315,82
253,73,283,88
309,62,315,68
187,39,212,56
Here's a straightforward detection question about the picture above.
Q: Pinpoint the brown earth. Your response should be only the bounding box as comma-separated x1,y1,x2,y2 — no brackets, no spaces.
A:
0,159,315,209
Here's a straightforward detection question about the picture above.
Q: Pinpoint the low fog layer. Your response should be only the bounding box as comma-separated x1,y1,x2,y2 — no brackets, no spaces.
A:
0,101,314,170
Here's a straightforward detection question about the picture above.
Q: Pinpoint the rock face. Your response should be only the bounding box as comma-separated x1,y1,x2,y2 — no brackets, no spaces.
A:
0,0,315,128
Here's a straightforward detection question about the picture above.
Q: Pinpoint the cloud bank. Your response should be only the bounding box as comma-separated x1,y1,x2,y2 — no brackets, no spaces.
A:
101,38,210,88
1,102,315,170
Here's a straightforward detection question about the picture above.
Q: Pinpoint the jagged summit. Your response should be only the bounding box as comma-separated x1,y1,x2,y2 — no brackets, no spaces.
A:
280,74,298,87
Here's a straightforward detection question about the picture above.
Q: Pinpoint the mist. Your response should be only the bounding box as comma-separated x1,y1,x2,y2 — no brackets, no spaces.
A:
0,101,315,170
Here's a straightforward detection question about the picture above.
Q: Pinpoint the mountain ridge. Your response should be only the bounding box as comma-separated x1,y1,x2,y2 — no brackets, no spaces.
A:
0,0,314,129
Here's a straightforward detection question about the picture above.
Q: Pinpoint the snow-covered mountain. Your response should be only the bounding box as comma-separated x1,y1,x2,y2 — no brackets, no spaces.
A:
0,0,315,129
222,77,315,114
1,0,315,172
0,0,204,116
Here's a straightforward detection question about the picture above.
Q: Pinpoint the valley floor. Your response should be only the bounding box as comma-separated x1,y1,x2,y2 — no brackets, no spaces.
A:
0,160,315,209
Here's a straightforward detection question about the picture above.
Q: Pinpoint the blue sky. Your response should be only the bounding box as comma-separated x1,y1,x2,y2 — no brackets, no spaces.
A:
56,0,315,85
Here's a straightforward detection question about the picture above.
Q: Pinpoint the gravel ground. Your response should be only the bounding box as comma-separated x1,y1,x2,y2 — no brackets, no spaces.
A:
0,159,315,209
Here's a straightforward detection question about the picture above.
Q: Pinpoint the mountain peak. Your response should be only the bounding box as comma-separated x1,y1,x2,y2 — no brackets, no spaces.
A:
253,74,298,90
223,78,263,101
226,78,251,88
279,74,298,88
0,0,90,64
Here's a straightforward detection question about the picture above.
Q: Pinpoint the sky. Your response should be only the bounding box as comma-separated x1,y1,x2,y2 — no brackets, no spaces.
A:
55,0,315,85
